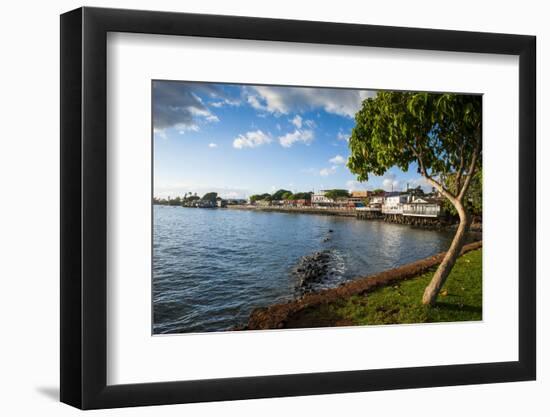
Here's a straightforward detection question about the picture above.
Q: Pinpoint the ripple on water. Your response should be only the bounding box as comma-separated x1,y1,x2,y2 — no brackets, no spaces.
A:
152,206,455,333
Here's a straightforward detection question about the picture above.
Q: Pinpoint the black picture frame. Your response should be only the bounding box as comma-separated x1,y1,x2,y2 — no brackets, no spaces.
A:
60,6,536,410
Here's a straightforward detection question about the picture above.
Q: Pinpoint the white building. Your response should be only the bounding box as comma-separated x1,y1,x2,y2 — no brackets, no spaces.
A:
370,195,385,205
311,190,334,206
381,192,410,214
403,197,442,217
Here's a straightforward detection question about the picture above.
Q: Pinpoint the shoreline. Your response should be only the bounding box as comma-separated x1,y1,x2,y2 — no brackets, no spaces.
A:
155,204,482,233
225,204,357,217
240,240,482,330
224,204,482,232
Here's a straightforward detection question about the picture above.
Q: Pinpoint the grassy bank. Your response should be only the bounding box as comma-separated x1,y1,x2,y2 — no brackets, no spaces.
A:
284,249,482,328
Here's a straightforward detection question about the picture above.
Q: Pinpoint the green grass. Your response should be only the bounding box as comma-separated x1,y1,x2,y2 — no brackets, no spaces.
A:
294,249,482,326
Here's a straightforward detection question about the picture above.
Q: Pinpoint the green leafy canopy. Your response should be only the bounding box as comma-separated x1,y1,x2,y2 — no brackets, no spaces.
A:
325,189,350,200
348,92,482,201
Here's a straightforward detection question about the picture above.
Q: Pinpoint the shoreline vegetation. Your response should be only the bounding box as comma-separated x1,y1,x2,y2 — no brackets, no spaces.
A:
239,240,482,330
153,178,482,234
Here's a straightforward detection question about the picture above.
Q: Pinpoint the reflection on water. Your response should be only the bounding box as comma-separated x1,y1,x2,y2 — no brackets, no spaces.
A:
153,206,455,334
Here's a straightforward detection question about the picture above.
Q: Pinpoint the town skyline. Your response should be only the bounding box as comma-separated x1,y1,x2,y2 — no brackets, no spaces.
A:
153,81,430,199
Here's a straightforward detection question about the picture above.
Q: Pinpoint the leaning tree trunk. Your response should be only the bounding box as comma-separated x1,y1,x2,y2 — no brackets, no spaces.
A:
422,200,471,305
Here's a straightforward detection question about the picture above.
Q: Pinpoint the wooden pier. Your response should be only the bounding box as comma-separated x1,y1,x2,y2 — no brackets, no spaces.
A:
356,207,446,228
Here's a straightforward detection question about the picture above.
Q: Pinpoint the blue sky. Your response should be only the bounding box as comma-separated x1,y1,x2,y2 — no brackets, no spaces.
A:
153,81,429,199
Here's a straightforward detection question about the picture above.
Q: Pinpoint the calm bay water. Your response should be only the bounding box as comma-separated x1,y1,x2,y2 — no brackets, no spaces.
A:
153,206,455,334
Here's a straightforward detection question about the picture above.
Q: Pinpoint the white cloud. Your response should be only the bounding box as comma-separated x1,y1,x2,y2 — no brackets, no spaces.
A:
382,178,399,190
346,180,369,191
320,166,338,176
337,130,350,142
177,124,200,134
329,154,346,165
247,94,266,111
279,129,314,148
154,128,167,140
245,86,376,118
188,106,219,123
154,182,251,199
304,119,316,128
291,115,303,128
382,173,400,191
224,191,241,198
233,130,272,149
406,177,432,192
210,98,241,108
153,81,224,131
208,143,218,148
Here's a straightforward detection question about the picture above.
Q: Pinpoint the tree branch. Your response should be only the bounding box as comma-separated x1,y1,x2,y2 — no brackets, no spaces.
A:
424,176,457,204
455,143,465,194
457,131,481,202
407,143,457,202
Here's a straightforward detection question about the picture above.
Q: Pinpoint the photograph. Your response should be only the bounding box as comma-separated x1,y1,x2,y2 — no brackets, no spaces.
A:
152,81,483,334
0,0,542,413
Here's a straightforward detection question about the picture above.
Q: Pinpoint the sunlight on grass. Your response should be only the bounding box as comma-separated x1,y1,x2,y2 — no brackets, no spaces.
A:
300,249,482,325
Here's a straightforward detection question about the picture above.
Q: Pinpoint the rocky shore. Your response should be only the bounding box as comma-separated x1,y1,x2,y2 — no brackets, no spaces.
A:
292,245,345,294
240,240,482,330
293,250,333,288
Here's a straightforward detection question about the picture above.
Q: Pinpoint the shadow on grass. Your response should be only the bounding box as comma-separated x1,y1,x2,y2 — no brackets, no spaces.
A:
434,301,482,315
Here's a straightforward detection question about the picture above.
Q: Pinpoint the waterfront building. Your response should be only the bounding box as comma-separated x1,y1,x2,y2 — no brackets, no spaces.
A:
283,199,311,207
195,199,216,208
350,190,370,198
312,190,334,207
347,190,370,207
226,198,247,205
345,200,365,208
370,195,385,205
382,192,409,214
256,199,271,207
402,197,442,217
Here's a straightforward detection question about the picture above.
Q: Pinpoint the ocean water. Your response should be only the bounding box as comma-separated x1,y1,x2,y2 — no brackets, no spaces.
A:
152,206,455,334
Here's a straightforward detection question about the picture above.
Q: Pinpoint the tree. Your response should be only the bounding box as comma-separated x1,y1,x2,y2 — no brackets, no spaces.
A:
168,196,182,206
202,192,218,202
442,169,482,217
348,92,482,305
293,192,313,201
282,191,294,200
250,193,272,203
271,189,292,201
324,189,350,201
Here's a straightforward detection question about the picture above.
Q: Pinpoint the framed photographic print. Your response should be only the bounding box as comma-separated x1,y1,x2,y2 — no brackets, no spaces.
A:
60,6,536,409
